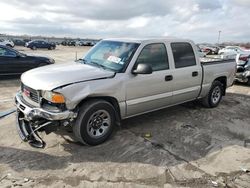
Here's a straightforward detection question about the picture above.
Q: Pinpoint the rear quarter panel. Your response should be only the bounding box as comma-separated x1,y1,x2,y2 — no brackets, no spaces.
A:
200,61,236,98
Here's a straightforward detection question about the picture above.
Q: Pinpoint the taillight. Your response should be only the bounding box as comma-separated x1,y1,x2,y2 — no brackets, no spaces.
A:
239,55,249,61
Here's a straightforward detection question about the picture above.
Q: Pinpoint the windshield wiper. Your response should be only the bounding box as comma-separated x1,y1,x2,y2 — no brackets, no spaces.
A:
88,61,107,70
76,58,87,64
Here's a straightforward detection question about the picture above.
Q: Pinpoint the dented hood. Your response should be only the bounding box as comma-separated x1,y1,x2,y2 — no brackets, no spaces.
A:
21,62,115,90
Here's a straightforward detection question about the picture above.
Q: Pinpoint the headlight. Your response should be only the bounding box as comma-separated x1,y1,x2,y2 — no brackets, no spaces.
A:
50,58,55,63
47,58,55,64
42,91,65,103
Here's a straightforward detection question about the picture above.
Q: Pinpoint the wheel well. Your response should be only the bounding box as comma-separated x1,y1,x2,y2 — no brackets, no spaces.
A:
214,76,227,95
77,96,121,124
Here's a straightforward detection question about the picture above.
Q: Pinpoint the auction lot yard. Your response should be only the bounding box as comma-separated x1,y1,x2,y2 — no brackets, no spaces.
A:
0,46,250,188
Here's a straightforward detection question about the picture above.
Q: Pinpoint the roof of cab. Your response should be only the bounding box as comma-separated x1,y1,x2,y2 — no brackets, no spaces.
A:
103,37,193,44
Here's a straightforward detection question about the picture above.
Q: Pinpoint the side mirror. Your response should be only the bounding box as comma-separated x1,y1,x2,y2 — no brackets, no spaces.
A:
132,63,153,74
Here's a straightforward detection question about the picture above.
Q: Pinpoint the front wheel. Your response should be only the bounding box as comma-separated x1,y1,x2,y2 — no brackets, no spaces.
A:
202,81,224,108
73,100,115,146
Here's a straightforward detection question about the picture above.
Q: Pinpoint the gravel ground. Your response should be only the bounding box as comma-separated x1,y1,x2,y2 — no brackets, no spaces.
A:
0,46,249,187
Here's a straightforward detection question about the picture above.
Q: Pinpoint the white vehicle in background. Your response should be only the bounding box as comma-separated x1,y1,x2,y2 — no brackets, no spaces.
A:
219,46,250,85
218,46,250,55
219,46,250,65
0,39,15,48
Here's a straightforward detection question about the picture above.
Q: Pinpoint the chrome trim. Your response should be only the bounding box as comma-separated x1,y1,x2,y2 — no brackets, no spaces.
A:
126,92,172,106
22,93,40,107
15,92,76,121
173,86,200,95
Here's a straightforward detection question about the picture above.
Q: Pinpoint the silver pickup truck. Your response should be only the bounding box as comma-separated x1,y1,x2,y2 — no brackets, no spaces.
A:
15,38,236,148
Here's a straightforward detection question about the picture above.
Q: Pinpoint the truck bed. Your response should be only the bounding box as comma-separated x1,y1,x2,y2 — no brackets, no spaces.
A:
200,57,235,65
199,57,236,98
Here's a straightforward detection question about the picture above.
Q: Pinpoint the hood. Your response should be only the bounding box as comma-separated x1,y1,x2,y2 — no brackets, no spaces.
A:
21,62,115,90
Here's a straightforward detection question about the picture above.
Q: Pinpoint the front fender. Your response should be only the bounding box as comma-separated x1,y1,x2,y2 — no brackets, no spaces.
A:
54,78,125,111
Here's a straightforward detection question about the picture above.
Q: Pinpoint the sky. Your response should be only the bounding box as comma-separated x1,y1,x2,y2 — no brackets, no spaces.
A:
0,0,249,43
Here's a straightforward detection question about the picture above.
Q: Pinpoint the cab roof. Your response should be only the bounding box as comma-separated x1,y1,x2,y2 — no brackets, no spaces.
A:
103,37,193,44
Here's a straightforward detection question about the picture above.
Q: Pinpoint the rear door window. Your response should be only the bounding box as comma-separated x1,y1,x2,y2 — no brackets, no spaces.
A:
171,43,196,68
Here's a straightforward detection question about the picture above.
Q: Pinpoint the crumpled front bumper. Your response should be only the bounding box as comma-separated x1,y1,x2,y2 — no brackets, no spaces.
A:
15,92,76,148
15,92,75,121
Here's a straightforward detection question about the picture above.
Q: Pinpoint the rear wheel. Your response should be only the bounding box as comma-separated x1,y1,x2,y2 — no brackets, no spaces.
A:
202,81,224,108
32,46,37,50
73,100,115,145
247,77,250,86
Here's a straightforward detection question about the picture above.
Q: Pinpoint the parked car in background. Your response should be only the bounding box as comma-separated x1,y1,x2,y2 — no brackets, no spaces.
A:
90,41,97,46
15,38,236,148
13,39,26,46
75,40,84,46
67,41,76,46
0,45,54,76
0,39,14,48
61,40,68,46
199,44,219,55
208,45,220,54
62,40,98,46
235,54,250,85
26,40,56,50
218,46,248,55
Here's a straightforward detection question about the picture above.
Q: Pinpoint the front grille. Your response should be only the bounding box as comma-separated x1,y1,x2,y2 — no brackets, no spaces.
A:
21,83,40,104
19,104,25,110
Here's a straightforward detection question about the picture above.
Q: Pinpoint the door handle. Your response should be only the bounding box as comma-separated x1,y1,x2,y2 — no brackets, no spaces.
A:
165,75,173,81
192,71,198,77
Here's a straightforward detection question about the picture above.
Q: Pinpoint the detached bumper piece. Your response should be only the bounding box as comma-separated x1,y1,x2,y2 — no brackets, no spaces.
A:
16,111,47,148
15,92,75,148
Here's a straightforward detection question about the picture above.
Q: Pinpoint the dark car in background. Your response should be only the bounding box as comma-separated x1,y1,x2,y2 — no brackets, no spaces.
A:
61,40,76,46
61,40,68,46
0,45,54,76
26,40,56,50
67,41,76,46
13,39,26,46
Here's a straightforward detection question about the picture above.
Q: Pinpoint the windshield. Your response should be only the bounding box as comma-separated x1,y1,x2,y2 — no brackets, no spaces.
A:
82,40,140,72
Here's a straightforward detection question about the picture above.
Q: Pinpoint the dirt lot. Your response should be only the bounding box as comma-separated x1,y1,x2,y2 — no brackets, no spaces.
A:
0,46,250,188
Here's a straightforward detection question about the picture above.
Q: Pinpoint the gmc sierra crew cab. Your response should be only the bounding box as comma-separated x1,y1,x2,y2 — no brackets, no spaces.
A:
15,38,236,148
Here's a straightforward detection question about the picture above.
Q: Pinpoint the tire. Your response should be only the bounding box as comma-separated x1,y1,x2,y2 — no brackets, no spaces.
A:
247,77,250,86
32,46,37,50
202,81,224,108
6,44,12,48
73,99,115,146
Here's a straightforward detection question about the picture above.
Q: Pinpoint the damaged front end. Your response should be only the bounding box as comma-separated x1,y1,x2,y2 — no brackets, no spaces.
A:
16,112,58,148
15,91,76,148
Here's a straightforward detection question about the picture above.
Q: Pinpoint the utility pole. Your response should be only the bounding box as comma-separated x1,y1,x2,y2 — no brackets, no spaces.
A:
217,31,221,44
